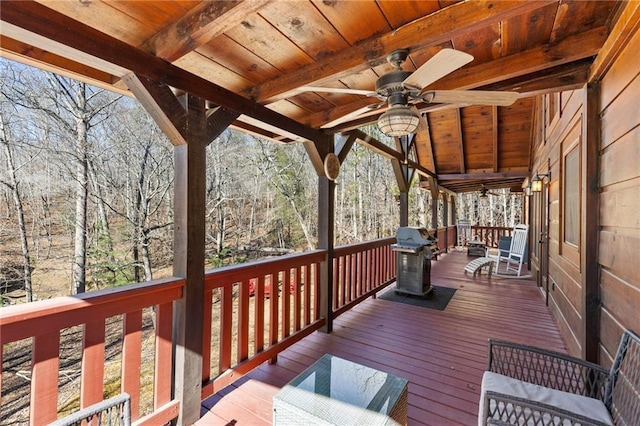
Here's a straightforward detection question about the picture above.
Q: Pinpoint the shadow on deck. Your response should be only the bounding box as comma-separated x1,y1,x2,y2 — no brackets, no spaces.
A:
198,250,565,425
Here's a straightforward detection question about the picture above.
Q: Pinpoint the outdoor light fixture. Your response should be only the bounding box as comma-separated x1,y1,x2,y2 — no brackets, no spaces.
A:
531,171,551,192
377,104,420,137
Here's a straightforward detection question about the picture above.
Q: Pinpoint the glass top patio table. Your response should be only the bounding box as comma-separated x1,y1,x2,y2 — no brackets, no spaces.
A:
273,353,408,425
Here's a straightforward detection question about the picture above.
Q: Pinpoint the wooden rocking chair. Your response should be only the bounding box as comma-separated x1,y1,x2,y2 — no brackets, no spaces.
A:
493,224,528,276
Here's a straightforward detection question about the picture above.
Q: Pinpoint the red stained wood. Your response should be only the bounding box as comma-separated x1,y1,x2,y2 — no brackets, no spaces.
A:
255,276,265,353
238,280,250,364
154,302,173,408
202,290,213,383
122,310,142,420
199,251,567,426
292,267,301,332
31,333,60,425
81,319,106,408
219,286,233,372
0,278,184,343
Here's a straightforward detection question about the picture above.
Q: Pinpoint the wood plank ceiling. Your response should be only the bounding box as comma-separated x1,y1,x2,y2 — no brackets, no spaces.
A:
0,0,621,194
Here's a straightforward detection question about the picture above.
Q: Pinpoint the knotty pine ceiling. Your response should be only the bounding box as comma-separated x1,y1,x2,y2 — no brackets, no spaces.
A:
0,0,622,193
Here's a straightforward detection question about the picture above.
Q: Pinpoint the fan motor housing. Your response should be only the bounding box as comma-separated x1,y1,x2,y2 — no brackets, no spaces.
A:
375,70,412,97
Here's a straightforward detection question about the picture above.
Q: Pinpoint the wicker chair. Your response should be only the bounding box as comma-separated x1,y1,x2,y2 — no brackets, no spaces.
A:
478,329,640,426
48,393,131,426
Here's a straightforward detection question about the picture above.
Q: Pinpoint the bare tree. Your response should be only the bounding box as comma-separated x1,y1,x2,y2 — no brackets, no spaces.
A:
0,112,33,302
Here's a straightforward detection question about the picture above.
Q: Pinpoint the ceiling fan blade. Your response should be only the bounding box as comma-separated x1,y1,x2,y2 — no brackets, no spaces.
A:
427,90,519,106
403,48,473,90
320,103,382,129
296,86,375,96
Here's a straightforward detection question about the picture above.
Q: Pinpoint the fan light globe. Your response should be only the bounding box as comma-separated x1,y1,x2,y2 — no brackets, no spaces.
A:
377,105,420,136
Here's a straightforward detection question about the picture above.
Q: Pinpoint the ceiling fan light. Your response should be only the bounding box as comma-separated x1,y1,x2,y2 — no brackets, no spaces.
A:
377,105,420,136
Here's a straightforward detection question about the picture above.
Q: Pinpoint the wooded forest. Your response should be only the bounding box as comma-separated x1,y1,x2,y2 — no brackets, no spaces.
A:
0,59,522,304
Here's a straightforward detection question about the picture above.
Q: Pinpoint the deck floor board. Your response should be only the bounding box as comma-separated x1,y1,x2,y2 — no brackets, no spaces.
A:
198,251,566,425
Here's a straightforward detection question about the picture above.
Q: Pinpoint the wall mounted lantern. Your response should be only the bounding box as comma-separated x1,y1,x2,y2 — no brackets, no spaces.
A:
531,171,551,193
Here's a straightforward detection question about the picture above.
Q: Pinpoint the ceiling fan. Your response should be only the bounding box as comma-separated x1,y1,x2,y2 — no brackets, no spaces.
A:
479,184,500,198
299,48,519,136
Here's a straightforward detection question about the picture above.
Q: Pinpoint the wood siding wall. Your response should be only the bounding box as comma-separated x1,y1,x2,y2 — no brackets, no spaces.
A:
530,27,640,362
597,26,640,365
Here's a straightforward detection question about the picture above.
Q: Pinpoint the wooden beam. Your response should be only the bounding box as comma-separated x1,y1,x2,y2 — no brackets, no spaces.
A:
247,1,553,103
492,106,499,173
416,115,436,173
350,129,436,178
455,109,465,174
123,74,187,146
306,57,592,132
335,132,358,164
0,35,124,92
0,0,326,144
140,0,271,62
205,107,241,145
432,26,608,91
437,171,529,181
589,0,640,82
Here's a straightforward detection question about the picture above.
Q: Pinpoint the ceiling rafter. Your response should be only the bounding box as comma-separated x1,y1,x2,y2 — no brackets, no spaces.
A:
140,0,272,62
247,1,554,103
0,0,327,145
430,26,608,91
305,49,596,131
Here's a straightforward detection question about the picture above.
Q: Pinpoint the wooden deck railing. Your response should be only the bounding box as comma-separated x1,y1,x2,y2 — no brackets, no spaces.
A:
1,228,515,424
201,250,327,398
332,237,396,317
200,237,399,398
0,278,184,426
470,226,513,248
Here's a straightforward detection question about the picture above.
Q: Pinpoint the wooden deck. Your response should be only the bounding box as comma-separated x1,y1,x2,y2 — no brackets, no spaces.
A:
197,250,567,426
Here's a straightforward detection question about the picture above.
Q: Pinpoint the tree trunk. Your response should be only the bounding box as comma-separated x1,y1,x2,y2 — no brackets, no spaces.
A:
72,89,89,294
0,117,34,302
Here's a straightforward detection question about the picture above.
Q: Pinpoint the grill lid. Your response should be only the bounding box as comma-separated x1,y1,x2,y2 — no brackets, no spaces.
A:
391,243,423,254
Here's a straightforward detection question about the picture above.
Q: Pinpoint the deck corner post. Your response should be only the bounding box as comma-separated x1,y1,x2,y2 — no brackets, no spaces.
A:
318,175,335,333
171,94,207,425
399,192,409,227
582,82,600,363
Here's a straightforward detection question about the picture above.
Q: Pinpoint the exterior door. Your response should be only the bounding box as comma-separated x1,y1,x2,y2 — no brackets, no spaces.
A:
538,180,550,304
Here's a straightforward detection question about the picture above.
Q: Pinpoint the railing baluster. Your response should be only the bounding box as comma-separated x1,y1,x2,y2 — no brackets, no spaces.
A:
202,289,213,383
155,302,173,409
269,272,278,363
219,285,233,372
238,280,250,363
282,270,291,338
31,332,60,425
81,319,106,408
255,276,265,353
122,310,142,420
293,267,301,331
303,265,311,325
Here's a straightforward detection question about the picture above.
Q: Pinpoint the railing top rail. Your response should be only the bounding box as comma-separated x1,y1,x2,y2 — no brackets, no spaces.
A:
0,277,184,343
334,237,395,256
205,249,326,287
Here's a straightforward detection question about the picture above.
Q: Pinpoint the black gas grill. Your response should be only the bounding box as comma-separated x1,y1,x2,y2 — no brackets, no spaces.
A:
391,227,438,297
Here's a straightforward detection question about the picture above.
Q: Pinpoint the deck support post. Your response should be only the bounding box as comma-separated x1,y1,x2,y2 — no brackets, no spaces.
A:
582,83,600,363
393,135,414,227
171,96,207,425
427,177,439,252
316,134,342,334
124,73,239,424
318,176,335,333
442,195,449,252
